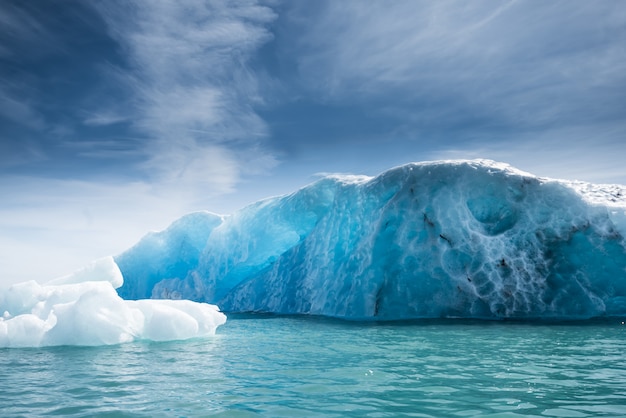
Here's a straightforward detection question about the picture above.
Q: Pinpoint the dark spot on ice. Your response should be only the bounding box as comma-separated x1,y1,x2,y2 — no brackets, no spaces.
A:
439,234,452,246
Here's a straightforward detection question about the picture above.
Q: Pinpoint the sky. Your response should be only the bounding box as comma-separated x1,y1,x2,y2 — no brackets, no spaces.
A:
1,0,625,286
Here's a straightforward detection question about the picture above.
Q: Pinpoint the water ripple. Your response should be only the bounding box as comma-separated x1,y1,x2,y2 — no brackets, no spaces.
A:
1,317,625,417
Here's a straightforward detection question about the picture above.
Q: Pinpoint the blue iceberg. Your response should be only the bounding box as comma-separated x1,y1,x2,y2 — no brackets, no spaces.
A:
116,160,626,320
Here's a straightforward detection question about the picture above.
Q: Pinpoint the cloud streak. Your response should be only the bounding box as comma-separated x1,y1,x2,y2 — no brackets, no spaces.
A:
1,1,281,285
270,0,626,183
289,1,626,131
91,0,278,199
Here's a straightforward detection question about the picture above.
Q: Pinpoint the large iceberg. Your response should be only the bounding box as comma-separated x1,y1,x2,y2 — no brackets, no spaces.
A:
116,160,626,320
0,257,226,347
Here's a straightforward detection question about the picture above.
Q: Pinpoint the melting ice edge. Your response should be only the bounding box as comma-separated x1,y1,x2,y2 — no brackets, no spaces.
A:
2,160,626,346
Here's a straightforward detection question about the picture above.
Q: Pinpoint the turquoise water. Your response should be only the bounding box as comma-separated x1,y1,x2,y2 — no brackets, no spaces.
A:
1,315,625,417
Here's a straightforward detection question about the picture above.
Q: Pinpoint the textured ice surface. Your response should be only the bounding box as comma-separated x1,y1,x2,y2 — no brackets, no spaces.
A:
0,257,226,347
116,160,626,320
115,212,224,300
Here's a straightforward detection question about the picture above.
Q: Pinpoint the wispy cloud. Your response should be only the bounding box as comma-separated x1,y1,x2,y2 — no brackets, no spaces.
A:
1,1,282,286
430,124,626,184
91,0,278,199
0,1,51,132
0,1,92,167
289,1,626,131
0,1,64,59
276,1,626,184
0,84,46,130
83,112,129,127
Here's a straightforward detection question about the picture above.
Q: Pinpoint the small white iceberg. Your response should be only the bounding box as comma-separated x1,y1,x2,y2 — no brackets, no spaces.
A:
0,257,226,348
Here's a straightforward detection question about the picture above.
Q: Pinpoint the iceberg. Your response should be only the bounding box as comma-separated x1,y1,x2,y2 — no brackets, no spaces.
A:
0,257,226,347
116,160,626,320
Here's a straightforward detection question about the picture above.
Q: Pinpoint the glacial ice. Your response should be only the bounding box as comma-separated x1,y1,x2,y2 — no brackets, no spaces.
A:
0,257,226,347
116,160,626,320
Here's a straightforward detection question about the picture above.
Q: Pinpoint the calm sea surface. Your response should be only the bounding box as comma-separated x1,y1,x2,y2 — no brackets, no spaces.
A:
1,315,625,417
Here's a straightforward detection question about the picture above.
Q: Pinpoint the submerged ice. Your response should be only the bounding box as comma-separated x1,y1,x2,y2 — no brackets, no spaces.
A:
116,160,626,320
0,257,226,347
